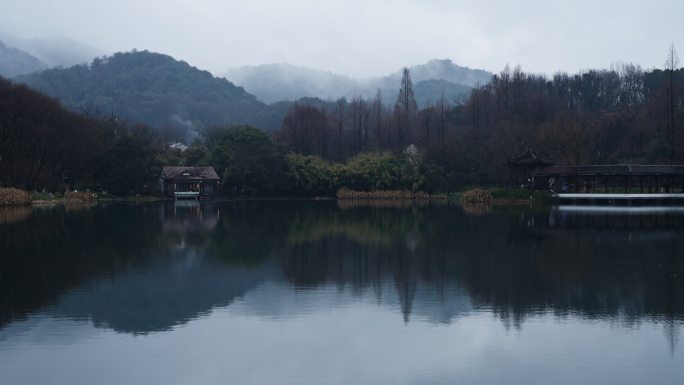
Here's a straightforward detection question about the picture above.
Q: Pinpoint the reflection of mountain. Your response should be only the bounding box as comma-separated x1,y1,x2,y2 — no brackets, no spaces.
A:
52,255,279,334
1,202,683,336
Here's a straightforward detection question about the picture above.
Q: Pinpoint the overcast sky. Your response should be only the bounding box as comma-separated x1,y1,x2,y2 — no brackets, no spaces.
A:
0,0,681,77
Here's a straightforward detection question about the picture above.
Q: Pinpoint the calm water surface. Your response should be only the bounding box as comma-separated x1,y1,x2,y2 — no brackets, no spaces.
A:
1,201,683,385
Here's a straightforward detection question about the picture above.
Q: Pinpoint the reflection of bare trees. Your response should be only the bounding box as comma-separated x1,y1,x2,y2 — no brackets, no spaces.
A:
273,204,684,331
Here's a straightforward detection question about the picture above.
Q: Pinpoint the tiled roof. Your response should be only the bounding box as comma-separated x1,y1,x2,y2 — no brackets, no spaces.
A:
161,166,220,180
507,149,555,167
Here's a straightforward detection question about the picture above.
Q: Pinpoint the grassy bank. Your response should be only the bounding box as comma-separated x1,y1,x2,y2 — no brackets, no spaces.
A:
30,191,169,205
454,187,553,206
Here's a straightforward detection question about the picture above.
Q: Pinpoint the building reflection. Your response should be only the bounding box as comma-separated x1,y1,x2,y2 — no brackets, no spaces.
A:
161,201,220,250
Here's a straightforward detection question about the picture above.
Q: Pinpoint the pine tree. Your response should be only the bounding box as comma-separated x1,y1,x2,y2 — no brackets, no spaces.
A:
393,67,418,148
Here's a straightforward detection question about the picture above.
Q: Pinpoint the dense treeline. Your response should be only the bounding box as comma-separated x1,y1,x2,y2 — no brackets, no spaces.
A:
276,54,684,188
0,77,164,194
2,48,683,196
0,77,422,195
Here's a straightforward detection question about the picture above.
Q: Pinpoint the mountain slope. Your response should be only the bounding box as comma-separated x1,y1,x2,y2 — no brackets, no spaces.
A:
0,40,48,77
16,50,266,136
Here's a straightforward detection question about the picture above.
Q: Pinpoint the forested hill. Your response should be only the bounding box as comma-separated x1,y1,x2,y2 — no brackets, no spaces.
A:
15,50,267,138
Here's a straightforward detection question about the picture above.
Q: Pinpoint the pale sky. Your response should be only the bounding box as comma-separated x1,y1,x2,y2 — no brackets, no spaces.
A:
0,0,681,77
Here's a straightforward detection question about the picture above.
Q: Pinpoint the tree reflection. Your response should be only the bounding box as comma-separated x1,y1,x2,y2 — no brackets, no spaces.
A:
1,202,683,338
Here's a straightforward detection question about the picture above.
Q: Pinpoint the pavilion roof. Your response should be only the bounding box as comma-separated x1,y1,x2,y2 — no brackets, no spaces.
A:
507,149,555,167
161,166,220,180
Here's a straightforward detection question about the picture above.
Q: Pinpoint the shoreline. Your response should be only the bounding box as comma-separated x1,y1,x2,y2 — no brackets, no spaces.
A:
3,187,544,208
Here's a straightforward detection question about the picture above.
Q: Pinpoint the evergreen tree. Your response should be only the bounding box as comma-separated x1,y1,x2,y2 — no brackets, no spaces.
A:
393,67,418,148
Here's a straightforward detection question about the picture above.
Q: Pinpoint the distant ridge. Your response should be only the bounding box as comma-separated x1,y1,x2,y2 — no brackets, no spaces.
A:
0,40,47,77
225,63,353,104
225,58,492,106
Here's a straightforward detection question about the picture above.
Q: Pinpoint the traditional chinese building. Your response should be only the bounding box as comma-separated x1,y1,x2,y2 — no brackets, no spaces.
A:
507,149,555,188
160,166,220,200
532,164,684,200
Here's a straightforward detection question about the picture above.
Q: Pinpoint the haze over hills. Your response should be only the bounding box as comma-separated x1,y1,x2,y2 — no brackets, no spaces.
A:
225,59,492,106
225,63,354,104
0,33,103,68
0,40,48,77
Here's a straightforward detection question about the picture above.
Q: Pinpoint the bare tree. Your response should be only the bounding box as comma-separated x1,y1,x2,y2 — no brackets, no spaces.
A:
373,89,383,148
436,90,448,146
281,104,329,157
665,43,680,163
335,98,346,158
349,96,370,153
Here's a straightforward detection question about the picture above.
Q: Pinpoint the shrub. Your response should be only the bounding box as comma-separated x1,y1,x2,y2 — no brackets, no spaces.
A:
487,187,531,200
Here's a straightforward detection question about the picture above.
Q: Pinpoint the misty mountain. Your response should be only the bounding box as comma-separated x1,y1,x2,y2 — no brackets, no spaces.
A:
225,59,492,107
0,33,102,68
0,40,48,77
12,50,489,136
15,50,267,136
226,63,354,104
403,59,492,87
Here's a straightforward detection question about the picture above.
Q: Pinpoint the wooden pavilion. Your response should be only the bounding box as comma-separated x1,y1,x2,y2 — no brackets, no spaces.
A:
160,166,220,200
507,149,555,188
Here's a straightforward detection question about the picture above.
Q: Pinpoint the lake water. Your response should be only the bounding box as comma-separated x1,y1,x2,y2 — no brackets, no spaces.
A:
1,201,683,385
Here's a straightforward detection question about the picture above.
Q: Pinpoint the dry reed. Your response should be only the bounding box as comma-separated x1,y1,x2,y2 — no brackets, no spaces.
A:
0,188,31,206
336,188,449,200
460,189,493,204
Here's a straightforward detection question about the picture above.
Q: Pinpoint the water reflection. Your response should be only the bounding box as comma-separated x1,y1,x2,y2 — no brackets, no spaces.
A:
1,202,683,339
